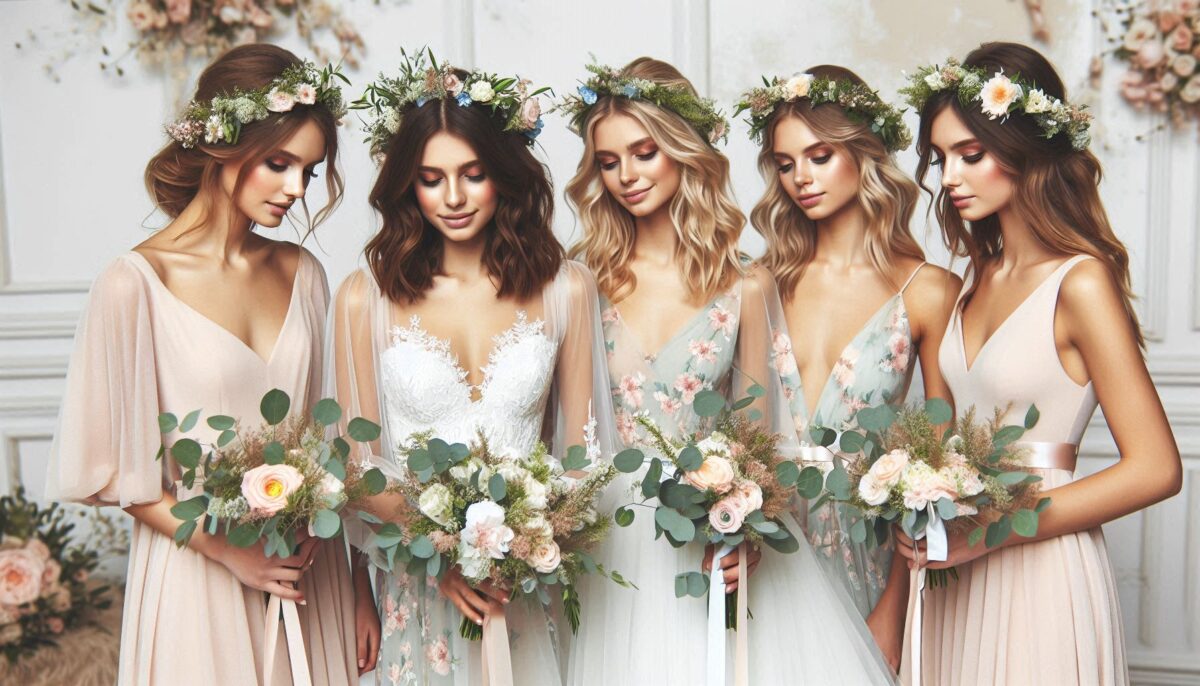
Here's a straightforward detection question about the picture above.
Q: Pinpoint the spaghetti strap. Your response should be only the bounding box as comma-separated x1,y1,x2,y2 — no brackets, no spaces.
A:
898,262,927,294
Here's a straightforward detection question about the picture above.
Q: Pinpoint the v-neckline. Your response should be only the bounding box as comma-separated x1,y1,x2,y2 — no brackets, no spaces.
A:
607,289,731,364
129,250,303,366
392,310,545,402
957,259,1071,373
792,293,903,424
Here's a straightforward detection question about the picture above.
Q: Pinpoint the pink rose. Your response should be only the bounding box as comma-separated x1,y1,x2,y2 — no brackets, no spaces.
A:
685,456,736,494
1171,25,1195,52
444,73,464,96
867,449,909,486
295,83,318,105
519,97,541,129
40,560,61,588
47,617,64,634
165,0,191,23
24,539,50,562
241,463,304,516
0,549,44,606
267,89,296,113
709,498,745,534
529,539,561,573
1159,10,1184,33
1137,41,1168,69
728,480,763,515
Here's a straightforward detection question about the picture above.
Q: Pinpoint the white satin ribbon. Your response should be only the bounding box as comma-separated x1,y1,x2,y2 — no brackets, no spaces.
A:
904,505,948,686
263,594,311,686
706,543,749,686
480,613,514,686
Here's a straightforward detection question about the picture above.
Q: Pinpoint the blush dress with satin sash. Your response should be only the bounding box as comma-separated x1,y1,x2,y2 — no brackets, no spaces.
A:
902,255,1128,685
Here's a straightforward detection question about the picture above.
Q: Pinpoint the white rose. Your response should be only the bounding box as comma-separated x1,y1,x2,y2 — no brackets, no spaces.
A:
468,80,495,103
522,514,553,540
529,540,561,574
1173,54,1198,77
867,449,910,487
784,73,814,99
857,473,890,506
695,433,731,458
1023,88,1053,114
449,458,483,485
1182,75,1200,103
523,477,549,510
418,483,454,527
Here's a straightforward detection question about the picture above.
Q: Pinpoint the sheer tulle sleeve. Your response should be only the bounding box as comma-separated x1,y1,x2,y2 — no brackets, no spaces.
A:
542,261,620,463
733,265,804,458
46,257,165,507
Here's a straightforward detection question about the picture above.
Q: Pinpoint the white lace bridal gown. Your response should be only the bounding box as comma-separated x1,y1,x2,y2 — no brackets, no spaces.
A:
330,261,616,686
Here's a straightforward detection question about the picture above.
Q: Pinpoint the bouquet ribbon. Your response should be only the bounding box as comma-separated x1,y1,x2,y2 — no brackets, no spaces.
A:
480,612,514,686
903,505,947,686
706,542,748,686
263,593,311,686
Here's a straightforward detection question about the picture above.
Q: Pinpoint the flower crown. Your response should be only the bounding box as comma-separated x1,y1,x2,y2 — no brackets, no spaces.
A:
734,73,912,152
166,61,348,149
899,58,1093,150
557,62,730,145
352,48,549,157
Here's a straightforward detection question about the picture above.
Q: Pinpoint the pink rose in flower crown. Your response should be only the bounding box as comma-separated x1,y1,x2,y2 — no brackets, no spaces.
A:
295,83,318,106
267,89,297,113
444,72,464,96
241,463,304,516
519,97,541,129
685,456,736,494
709,498,745,534
0,549,45,606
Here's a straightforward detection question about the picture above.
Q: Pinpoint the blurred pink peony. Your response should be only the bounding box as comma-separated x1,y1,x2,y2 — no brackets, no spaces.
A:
0,549,44,606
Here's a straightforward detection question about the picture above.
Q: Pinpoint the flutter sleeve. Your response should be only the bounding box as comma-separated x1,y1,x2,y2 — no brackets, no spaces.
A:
46,256,165,507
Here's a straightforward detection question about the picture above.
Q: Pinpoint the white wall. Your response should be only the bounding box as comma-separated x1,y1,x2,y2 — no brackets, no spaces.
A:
1,1,1198,683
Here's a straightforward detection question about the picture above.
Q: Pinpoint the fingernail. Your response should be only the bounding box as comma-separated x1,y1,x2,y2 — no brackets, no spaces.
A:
476,619,483,625
358,659,365,668
299,599,307,605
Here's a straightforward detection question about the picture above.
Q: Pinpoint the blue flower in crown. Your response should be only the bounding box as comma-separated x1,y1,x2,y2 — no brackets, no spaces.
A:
578,85,597,105
622,84,639,98
524,116,545,141
417,96,428,107
456,92,473,107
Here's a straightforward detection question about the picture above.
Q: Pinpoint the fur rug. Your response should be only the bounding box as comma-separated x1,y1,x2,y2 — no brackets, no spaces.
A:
0,588,122,686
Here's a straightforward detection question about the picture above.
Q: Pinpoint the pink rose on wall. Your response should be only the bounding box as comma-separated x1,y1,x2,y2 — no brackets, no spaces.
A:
164,0,192,24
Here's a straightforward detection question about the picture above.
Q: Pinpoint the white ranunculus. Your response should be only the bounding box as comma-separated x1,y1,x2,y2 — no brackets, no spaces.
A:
418,483,454,527
467,80,495,103
858,473,890,506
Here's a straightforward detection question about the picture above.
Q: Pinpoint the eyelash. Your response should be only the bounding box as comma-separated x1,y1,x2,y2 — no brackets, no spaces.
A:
811,154,831,165
931,152,984,168
266,160,318,179
599,150,657,171
417,173,486,188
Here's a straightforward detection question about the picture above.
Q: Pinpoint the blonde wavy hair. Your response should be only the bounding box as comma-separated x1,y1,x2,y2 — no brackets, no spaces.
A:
566,57,744,304
752,66,924,299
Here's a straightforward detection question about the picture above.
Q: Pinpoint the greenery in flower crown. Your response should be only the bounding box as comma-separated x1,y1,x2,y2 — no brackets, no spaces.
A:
166,61,349,149
556,62,730,145
899,58,1093,150
734,73,912,152
352,48,551,157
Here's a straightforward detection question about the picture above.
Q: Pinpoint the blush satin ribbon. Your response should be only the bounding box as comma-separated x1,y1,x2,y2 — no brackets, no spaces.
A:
706,542,749,686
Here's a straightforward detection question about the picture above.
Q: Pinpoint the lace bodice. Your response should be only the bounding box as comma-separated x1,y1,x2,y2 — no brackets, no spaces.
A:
379,311,558,458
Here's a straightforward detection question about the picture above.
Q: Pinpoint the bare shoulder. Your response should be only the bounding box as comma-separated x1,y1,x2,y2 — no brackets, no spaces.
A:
902,263,963,319
740,262,777,299
1057,257,1125,323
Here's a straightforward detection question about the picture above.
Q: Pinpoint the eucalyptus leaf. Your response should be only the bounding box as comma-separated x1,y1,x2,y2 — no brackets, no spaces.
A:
217,430,237,448
180,409,202,433
313,509,342,539
967,526,985,548
692,390,726,417
324,457,346,482
409,535,435,559
1024,404,1040,430
562,445,589,471
614,506,635,527
228,523,261,548
428,439,451,465
158,413,178,433
364,468,387,495
985,514,1012,548
373,523,403,549
171,439,202,469
676,446,702,472
654,507,696,543
825,465,851,500
488,473,507,502
751,520,780,535
849,518,867,544
173,520,198,548
996,471,1030,487
407,449,433,473
1035,497,1051,513
763,529,800,554
992,425,1025,450
263,441,285,465
613,449,645,473
1012,509,1038,538
731,397,754,411
426,552,442,577
856,405,897,433
775,460,800,488
170,496,207,522
746,383,766,398
686,571,709,598
936,497,958,521
810,427,837,447
260,389,291,425
356,510,383,525
332,437,350,460
642,458,663,499
796,466,824,499
924,398,953,425
312,398,342,426
839,431,866,454
747,409,763,423
675,573,689,598
348,418,381,442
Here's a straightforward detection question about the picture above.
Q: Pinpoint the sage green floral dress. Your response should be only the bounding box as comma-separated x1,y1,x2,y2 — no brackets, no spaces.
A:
776,264,925,618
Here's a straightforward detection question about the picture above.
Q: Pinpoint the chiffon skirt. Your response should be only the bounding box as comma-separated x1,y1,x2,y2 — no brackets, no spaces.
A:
902,468,1128,686
566,474,894,685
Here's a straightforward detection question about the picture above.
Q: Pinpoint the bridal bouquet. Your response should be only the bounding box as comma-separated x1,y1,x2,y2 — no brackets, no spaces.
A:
160,389,387,557
611,387,803,628
0,489,122,665
813,398,1049,580
372,423,625,640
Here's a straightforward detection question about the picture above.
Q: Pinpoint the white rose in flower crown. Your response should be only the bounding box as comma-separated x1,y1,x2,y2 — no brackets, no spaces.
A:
529,539,562,573
785,73,814,99
241,463,303,516
709,497,745,534
867,449,910,487
267,88,297,113
0,549,44,606
684,456,736,494
979,72,1023,119
1023,88,1053,114
468,80,495,103
462,501,514,560
418,483,455,527
924,72,947,90
295,83,318,105
858,473,891,506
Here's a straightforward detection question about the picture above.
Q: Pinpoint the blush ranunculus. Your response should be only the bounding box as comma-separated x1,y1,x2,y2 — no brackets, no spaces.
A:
709,498,745,534
685,456,736,494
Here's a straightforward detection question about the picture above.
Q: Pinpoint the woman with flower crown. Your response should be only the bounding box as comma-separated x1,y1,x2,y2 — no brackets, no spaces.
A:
896,42,1180,685
331,50,616,685
43,44,378,685
735,65,962,669
560,57,892,685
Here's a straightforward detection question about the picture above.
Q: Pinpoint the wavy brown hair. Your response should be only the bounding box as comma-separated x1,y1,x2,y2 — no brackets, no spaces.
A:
914,42,1143,346
144,44,343,234
566,57,744,304
366,79,563,304
752,65,924,299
